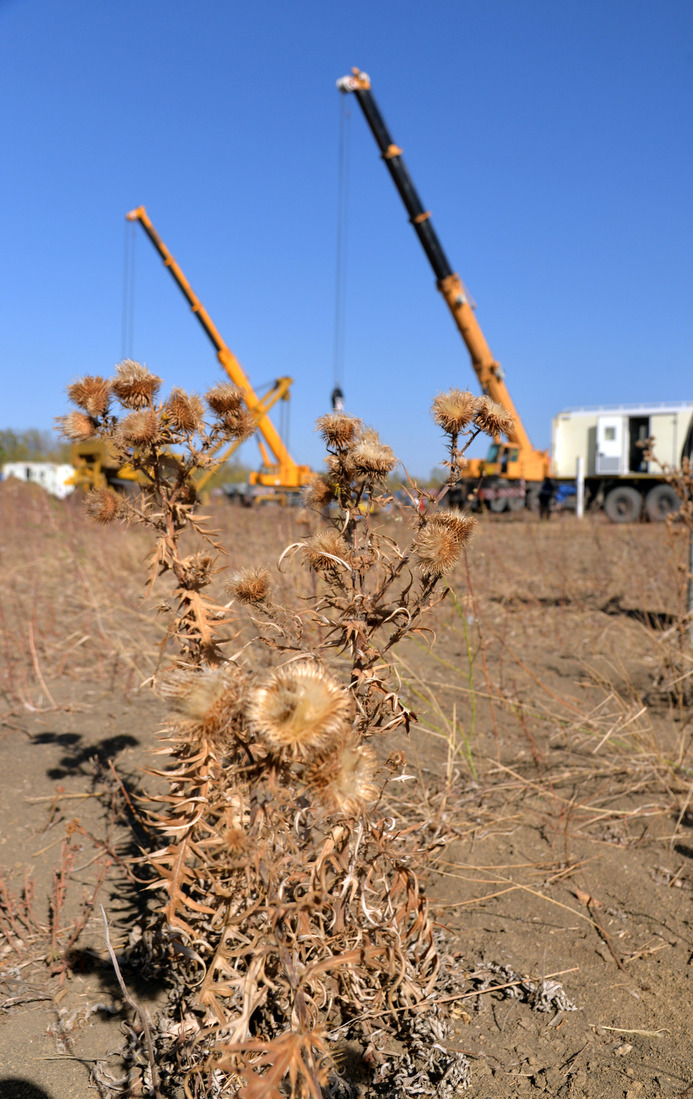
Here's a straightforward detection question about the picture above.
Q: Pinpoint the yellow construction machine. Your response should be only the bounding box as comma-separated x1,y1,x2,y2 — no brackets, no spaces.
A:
71,207,312,501
338,69,549,511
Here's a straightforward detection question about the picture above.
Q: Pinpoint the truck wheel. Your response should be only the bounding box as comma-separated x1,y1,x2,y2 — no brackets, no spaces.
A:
487,497,507,513
645,483,680,522
604,485,643,523
525,486,540,512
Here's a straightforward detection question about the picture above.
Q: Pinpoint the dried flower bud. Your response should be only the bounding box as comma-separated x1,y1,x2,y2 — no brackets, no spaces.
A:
326,452,356,481
301,529,351,572
56,411,98,441
220,407,256,442
431,388,476,435
350,429,397,478
223,825,249,857
247,662,350,757
206,382,246,415
158,664,245,743
473,395,515,439
229,567,271,605
119,408,161,447
305,737,378,817
413,508,477,579
112,360,162,409
67,376,111,419
165,388,205,434
315,413,362,450
302,475,336,511
85,487,122,524
179,553,214,591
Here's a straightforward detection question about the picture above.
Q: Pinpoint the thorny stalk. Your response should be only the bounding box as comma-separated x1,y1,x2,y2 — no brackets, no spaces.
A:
59,366,513,1096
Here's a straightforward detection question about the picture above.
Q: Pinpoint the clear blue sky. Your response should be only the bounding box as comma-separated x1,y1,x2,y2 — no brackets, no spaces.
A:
1,0,691,478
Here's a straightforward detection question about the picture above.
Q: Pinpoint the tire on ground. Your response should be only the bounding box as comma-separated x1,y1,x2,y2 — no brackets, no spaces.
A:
487,496,507,513
644,483,680,522
604,485,643,523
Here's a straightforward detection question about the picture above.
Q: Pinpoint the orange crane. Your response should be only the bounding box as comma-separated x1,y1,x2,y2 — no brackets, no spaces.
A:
338,69,549,510
125,206,313,498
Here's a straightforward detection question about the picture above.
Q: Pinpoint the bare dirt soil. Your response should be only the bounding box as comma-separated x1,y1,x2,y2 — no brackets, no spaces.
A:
1,479,692,1098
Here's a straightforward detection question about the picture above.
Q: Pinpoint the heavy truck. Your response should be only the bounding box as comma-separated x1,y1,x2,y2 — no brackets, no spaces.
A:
338,68,692,521
71,208,313,501
552,402,693,522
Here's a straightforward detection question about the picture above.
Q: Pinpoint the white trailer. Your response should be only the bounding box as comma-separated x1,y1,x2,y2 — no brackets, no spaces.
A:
552,402,693,522
2,462,75,500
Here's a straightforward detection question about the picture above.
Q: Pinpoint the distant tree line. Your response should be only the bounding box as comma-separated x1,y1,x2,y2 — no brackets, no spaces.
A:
0,429,70,465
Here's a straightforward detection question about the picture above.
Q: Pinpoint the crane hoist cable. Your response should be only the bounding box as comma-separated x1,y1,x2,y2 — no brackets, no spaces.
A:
332,93,351,411
121,218,137,360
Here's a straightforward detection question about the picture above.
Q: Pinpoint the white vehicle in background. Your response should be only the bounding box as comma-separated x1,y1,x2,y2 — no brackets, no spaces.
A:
552,402,693,522
1,462,75,500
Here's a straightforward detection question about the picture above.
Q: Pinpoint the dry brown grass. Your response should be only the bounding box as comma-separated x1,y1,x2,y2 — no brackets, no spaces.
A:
3,469,693,1097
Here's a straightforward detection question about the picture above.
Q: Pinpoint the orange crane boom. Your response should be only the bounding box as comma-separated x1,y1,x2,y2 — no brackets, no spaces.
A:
337,69,549,490
126,206,312,491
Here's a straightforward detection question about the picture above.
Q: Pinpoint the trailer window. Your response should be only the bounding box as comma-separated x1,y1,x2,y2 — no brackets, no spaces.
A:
604,426,616,441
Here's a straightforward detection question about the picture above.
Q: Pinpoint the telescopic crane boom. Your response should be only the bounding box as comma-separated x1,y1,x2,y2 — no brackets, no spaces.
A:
126,206,312,492
337,69,548,487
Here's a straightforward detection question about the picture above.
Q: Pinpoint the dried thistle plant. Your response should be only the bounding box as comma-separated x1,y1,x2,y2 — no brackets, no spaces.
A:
59,372,504,1095
57,362,255,665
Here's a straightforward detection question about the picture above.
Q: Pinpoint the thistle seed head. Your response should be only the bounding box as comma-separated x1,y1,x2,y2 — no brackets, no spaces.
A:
56,411,98,441
112,360,162,409
228,567,271,605
302,475,336,511
247,662,350,757
326,452,356,481
304,737,378,817
118,408,161,447
220,407,256,442
67,375,111,419
413,508,477,579
350,428,397,478
473,395,515,439
85,487,122,524
158,665,245,741
431,388,476,435
315,413,362,450
301,529,351,572
165,388,205,434
223,825,249,857
206,382,246,415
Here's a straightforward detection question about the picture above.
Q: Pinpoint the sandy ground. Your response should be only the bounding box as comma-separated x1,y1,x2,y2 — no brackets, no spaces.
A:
1,480,692,1097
